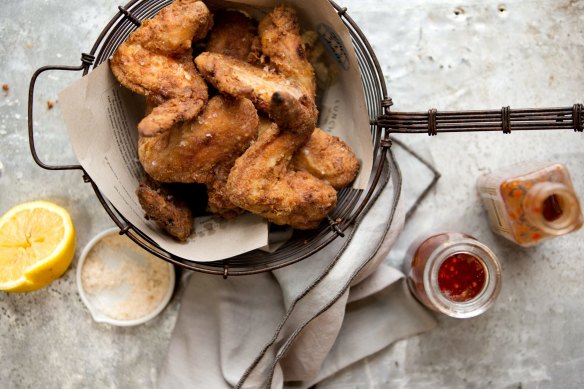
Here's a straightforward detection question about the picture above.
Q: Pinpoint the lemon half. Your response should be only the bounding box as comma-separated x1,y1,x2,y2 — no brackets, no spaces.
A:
0,201,76,292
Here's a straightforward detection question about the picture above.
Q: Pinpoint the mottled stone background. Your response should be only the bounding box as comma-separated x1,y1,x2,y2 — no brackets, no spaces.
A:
1,0,583,388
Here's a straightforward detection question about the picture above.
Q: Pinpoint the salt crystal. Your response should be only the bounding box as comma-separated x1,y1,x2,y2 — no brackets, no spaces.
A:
80,233,172,321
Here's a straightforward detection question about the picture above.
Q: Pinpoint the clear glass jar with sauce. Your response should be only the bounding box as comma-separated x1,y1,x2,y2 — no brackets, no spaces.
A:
405,232,502,319
477,161,583,247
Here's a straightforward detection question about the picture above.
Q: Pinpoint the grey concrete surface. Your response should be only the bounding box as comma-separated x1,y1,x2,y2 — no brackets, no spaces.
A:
1,0,583,388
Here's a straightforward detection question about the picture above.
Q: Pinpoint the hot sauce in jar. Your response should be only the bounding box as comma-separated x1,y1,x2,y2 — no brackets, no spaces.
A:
477,162,583,247
437,253,486,302
405,232,501,318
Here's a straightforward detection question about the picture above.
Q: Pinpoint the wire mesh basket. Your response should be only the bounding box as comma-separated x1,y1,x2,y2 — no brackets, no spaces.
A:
27,0,582,276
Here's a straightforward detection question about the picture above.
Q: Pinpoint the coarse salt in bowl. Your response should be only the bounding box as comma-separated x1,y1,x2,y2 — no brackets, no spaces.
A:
76,227,176,326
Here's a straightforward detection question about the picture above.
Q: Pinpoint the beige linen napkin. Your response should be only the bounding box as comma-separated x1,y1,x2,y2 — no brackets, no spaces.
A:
158,154,437,388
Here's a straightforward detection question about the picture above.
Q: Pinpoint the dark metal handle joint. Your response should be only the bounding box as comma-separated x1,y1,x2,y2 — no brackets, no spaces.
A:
380,138,392,148
428,108,437,136
381,97,393,114
118,5,142,26
327,216,345,238
573,104,583,132
502,106,511,134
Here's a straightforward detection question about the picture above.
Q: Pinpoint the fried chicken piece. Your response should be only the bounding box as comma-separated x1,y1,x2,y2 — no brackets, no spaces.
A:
139,95,259,184
195,52,306,113
206,160,244,219
206,11,257,62
292,128,360,189
146,94,244,218
110,0,213,136
131,1,212,55
256,116,360,190
258,5,316,98
136,177,193,241
203,19,358,190
226,92,336,229
247,36,265,67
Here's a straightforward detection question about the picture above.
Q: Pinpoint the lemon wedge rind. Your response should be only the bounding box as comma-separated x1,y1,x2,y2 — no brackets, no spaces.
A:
0,200,76,293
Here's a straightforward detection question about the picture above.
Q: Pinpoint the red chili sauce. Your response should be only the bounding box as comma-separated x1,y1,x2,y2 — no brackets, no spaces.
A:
438,253,486,302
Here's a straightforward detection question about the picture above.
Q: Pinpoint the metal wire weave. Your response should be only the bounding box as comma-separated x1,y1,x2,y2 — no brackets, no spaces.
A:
70,0,395,276
376,105,584,135
29,0,581,276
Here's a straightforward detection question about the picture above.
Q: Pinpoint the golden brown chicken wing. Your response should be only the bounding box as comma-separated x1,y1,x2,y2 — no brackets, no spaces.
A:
206,10,257,62
195,52,307,113
136,177,193,241
226,92,336,229
110,0,213,136
258,5,316,98
292,128,360,189
202,15,359,190
256,117,359,190
138,95,259,184
206,160,244,219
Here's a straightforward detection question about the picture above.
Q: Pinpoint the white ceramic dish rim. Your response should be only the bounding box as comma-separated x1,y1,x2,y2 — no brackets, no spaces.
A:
76,227,176,327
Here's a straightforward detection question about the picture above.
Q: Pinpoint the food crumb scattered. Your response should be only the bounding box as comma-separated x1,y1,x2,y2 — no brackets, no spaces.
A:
47,100,55,110
2,84,9,93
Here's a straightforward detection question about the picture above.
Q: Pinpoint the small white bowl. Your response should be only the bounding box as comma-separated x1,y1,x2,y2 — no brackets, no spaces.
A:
76,227,176,327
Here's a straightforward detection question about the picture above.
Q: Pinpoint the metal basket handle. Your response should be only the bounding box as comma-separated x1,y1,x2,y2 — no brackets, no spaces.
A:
27,53,95,171
375,104,583,136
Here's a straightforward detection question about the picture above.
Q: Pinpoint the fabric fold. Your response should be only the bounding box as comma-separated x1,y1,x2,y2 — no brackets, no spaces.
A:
157,154,437,389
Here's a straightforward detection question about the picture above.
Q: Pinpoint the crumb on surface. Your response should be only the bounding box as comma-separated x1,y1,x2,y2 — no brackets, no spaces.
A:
2,84,8,92
47,100,54,110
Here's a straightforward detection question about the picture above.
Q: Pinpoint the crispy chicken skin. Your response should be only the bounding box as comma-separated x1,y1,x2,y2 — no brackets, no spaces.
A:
195,52,306,113
110,0,213,136
139,95,259,184
258,5,316,98
226,92,336,229
131,0,213,55
257,119,360,189
201,14,359,191
206,11,257,62
206,160,245,219
136,177,193,241
292,128,360,189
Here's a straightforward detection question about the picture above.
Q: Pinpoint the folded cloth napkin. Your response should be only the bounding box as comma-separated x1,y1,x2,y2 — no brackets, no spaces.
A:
158,154,437,388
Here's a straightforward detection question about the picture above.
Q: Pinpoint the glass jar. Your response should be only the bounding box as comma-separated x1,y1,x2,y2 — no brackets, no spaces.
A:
405,232,502,319
477,161,583,247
